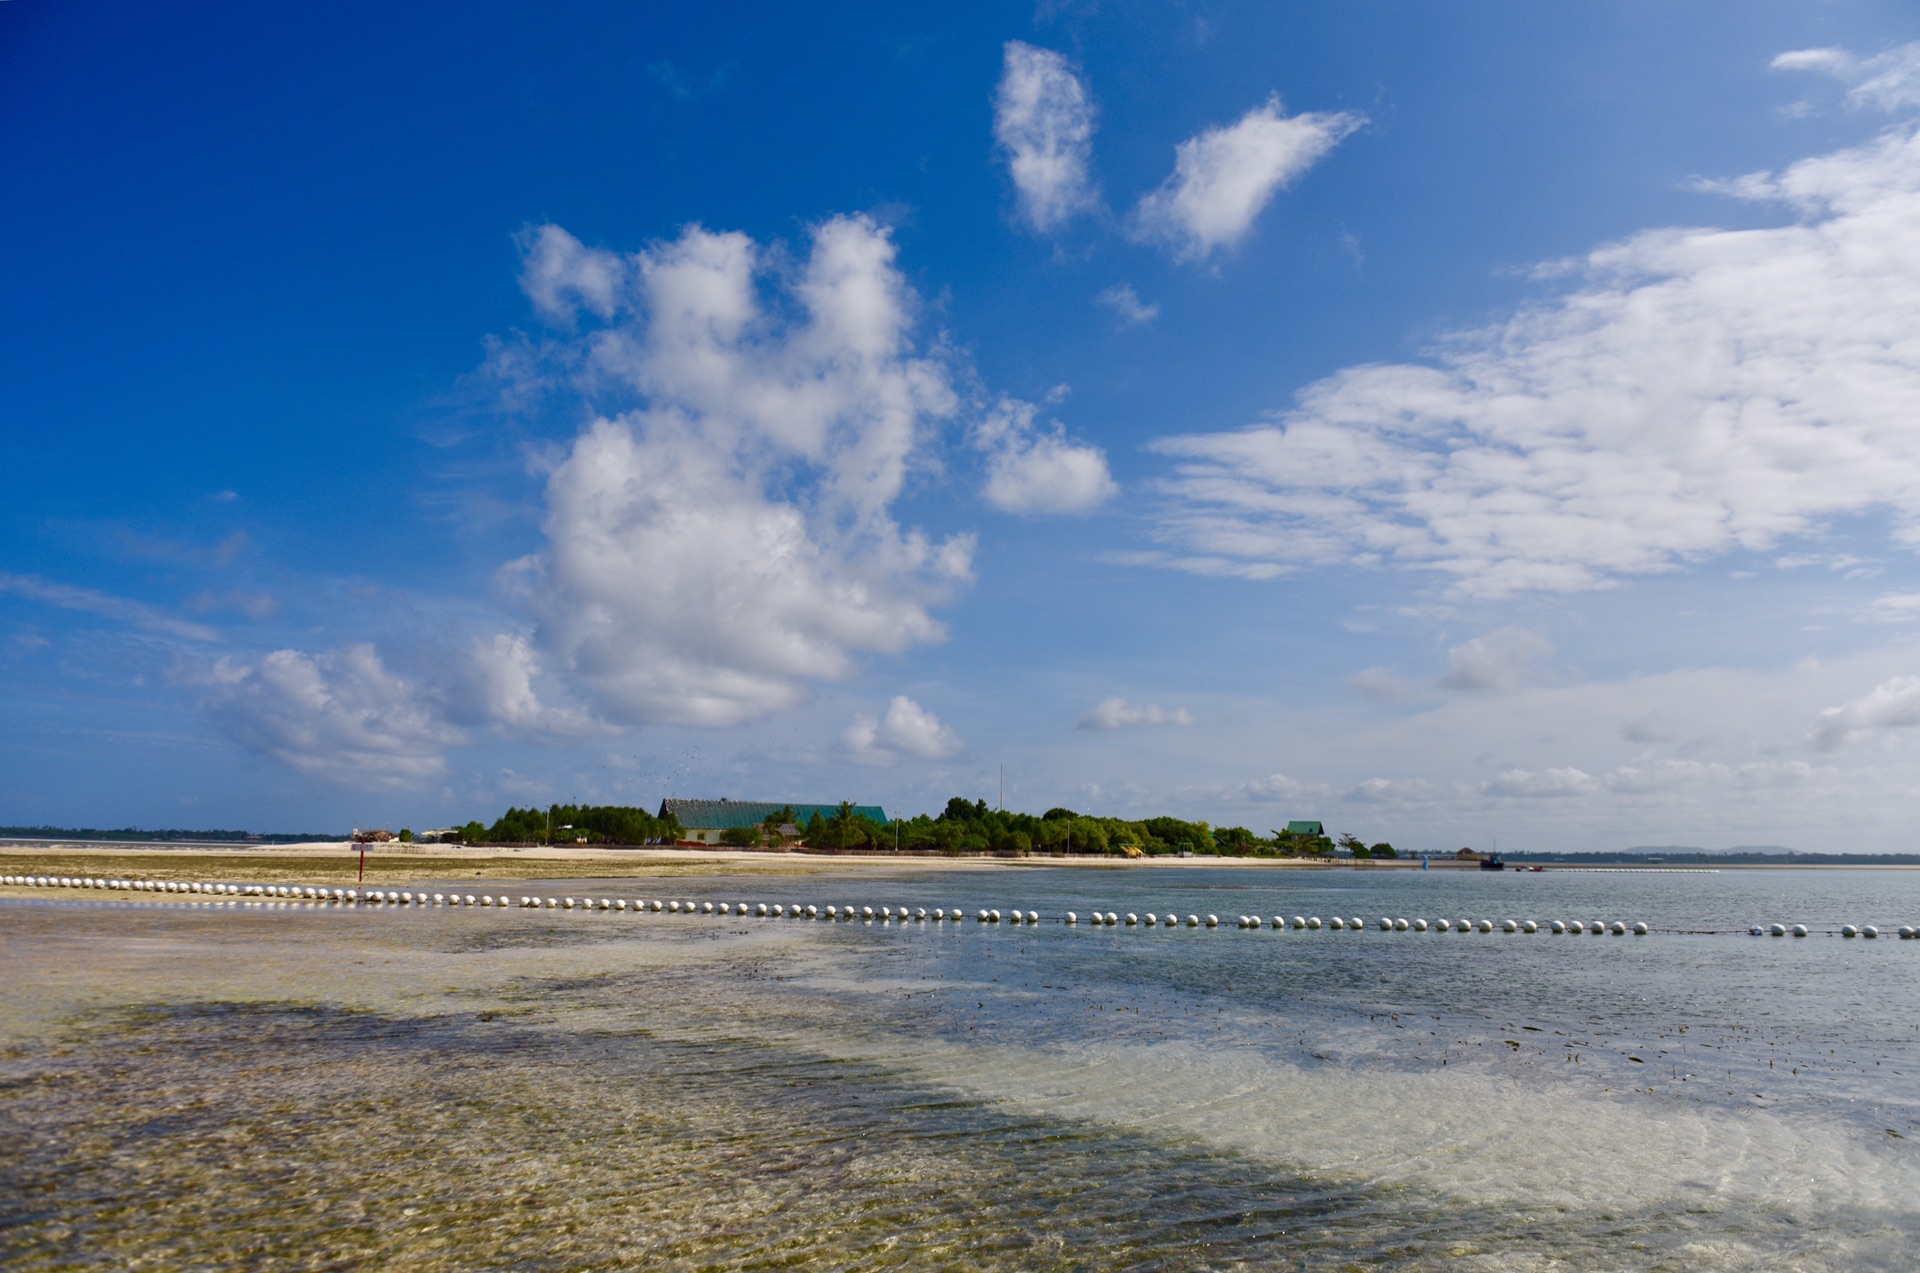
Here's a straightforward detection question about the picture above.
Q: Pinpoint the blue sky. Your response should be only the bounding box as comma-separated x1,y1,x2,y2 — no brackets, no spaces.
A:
6,1,1920,850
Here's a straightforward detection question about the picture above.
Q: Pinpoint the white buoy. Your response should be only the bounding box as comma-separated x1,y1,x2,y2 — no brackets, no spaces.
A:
1862,925,1878,938
1414,918,1429,932
1589,921,1605,936
1205,914,1219,927
1632,921,1648,935
1898,926,1914,939
1793,924,1809,937
1141,912,1154,926
562,898,574,909
1610,921,1626,935
1395,918,1410,931
1502,920,1517,933
1378,917,1392,930
1770,923,1786,936
1841,925,1858,938
1066,912,1078,924
1478,920,1494,933
1523,920,1539,933
1126,913,1138,925
950,909,963,920
1307,916,1321,929
990,909,1002,922
1329,916,1345,930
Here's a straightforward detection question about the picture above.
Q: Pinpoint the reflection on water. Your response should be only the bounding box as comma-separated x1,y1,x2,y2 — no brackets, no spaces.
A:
2,866,1918,1269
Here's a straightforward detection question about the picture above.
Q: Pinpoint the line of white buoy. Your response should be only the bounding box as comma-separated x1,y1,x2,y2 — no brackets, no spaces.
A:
4,875,1912,938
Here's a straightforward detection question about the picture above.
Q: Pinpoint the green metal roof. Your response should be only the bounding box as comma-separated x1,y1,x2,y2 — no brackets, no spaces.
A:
659,799,889,831
1285,820,1325,836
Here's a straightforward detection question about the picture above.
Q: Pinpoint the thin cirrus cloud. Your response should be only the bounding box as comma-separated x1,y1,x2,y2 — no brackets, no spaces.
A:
845,695,964,764
0,572,221,643
974,398,1117,515
1145,93,1920,597
1078,696,1193,730
1130,95,1365,261
993,41,1100,232
507,215,976,728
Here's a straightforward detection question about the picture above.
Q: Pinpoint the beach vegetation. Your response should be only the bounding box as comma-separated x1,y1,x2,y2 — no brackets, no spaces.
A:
480,804,682,845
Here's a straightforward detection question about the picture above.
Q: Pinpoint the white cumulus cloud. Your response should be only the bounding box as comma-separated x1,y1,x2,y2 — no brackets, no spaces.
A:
451,633,600,738
1132,95,1364,261
517,223,623,322
994,42,1100,232
196,645,462,787
845,695,963,764
1078,696,1193,730
975,397,1117,515
1809,674,1920,750
519,216,974,727
1147,124,1920,595
1438,628,1554,693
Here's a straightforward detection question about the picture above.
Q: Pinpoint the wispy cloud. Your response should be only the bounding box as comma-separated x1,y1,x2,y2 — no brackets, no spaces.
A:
1773,41,1920,113
1096,283,1159,327
1078,696,1193,730
1131,95,1364,261
993,42,1100,232
1146,127,1920,595
0,572,220,642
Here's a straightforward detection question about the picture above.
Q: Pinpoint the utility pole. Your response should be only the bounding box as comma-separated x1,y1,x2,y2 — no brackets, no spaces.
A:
999,762,1003,812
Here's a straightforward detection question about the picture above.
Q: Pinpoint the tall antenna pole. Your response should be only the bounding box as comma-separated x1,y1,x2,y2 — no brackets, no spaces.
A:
999,762,1003,812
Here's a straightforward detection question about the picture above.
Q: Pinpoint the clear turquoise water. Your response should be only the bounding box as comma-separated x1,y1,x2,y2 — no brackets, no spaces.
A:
3,866,1917,1268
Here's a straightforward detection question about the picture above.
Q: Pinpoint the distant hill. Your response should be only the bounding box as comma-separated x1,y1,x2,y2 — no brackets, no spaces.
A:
1624,844,1798,855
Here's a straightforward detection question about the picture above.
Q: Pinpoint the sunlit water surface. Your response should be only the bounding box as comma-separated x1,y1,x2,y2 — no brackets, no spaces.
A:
3,865,1917,1269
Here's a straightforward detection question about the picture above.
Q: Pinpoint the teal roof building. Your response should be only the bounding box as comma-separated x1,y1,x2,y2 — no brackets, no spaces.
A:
1285,820,1325,836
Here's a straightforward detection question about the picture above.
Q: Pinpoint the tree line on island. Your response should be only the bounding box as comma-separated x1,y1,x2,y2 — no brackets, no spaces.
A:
427,800,1398,859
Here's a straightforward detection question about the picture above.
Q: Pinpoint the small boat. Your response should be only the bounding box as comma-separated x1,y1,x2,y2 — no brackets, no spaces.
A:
1479,854,1506,871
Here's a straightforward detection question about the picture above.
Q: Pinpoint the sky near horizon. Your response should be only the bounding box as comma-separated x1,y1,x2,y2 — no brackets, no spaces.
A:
6,2,1920,851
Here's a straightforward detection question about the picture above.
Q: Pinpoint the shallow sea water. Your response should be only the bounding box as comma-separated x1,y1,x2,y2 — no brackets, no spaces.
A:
2,865,1917,1269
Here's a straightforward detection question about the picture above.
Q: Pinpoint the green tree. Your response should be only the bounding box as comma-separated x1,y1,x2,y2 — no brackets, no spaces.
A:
1337,833,1369,858
720,825,761,847
1369,842,1398,859
398,828,414,843
1215,826,1260,855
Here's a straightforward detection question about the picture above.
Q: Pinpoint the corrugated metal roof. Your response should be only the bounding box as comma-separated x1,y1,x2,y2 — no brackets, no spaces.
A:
1285,820,1325,835
658,799,889,831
